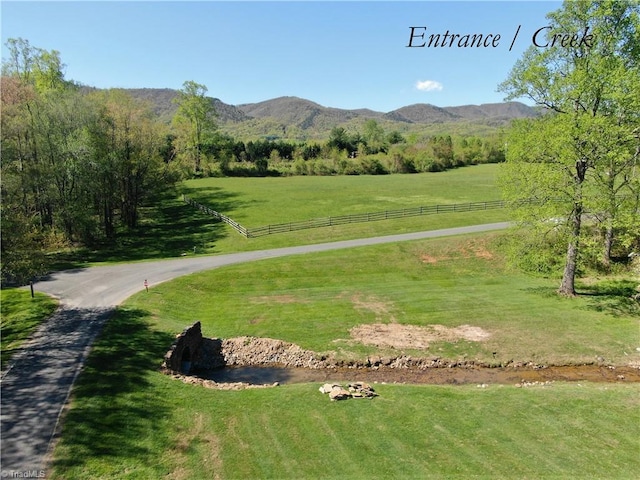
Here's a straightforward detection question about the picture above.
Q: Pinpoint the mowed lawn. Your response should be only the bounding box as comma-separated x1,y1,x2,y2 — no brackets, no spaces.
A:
182,164,503,226
177,164,511,254
51,232,640,479
54,164,511,265
126,233,639,366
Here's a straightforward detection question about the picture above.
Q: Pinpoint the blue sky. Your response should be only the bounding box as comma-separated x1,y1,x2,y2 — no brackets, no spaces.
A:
2,1,561,112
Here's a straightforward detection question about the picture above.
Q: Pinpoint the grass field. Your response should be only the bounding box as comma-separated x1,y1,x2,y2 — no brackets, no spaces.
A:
0,288,58,369
182,164,502,226
52,165,511,267
53,352,640,479
50,232,640,479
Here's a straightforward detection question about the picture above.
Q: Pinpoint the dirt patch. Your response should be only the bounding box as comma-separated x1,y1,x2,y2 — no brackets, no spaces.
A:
250,294,307,304
164,327,640,390
469,244,494,260
349,323,491,349
349,293,397,322
420,254,439,264
420,238,494,264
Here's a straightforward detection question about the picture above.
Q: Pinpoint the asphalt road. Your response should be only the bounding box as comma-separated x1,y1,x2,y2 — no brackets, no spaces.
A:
0,222,510,475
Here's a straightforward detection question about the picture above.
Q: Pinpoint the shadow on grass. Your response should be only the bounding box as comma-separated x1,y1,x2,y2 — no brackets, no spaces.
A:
0,289,58,369
48,187,245,269
523,280,639,317
181,184,257,214
51,307,175,471
579,279,640,318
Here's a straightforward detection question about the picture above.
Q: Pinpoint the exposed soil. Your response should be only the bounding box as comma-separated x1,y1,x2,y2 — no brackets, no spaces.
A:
350,323,491,349
419,238,495,264
349,293,397,322
170,330,640,390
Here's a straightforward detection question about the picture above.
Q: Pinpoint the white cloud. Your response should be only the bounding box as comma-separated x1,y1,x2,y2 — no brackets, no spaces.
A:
415,80,443,92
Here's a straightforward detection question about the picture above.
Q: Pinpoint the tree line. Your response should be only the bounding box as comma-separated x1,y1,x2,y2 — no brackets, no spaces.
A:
194,125,506,177
1,39,184,283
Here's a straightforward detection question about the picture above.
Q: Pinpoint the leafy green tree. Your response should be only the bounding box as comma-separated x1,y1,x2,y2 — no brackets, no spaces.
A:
1,38,178,283
1,39,85,280
88,89,170,229
386,130,405,145
327,126,350,152
431,135,454,168
1,38,89,240
499,0,639,295
327,127,359,157
172,80,217,175
363,119,386,154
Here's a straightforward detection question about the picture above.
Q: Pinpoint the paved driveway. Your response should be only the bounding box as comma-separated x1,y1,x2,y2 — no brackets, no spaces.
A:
0,222,510,475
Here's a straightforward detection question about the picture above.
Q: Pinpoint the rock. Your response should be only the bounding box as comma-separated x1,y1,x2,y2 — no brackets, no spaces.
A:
329,387,352,401
320,381,379,400
347,382,377,398
319,383,340,394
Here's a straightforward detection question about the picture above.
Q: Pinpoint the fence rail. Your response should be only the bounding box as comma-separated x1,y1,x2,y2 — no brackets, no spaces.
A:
183,195,507,238
246,200,506,237
183,195,249,237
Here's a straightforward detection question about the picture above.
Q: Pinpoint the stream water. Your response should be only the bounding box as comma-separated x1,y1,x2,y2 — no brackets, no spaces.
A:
200,364,640,386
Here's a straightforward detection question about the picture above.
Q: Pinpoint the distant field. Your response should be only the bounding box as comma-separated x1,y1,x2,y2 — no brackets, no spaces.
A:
175,163,511,254
55,164,510,266
182,164,502,226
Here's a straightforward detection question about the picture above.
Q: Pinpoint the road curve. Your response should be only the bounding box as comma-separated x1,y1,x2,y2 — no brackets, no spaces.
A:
0,222,510,474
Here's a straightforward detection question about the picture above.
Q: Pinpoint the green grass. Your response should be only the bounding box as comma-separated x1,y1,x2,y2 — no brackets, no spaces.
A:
0,288,58,369
51,165,511,267
182,164,502,226
125,232,639,366
48,188,226,269
48,165,640,478
50,304,640,479
181,164,510,253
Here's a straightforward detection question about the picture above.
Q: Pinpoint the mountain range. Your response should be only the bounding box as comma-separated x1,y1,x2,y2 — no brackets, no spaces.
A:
123,88,539,139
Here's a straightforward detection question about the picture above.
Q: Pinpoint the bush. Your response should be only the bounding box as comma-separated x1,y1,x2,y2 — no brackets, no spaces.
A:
357,157,388,175
500,228,567,277
386,153,417,174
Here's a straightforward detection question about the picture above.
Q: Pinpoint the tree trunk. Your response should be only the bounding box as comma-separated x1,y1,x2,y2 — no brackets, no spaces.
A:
104,201,115,239
558,203,582,296
602,224,614,269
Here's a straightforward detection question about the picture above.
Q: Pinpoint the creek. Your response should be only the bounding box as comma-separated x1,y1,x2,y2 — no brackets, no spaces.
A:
200,364,640,386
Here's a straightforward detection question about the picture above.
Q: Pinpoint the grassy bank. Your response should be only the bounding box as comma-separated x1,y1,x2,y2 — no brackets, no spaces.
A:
50,303,640,479
0,288,58,369
48,163,639,478
125,232,639,366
